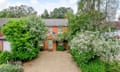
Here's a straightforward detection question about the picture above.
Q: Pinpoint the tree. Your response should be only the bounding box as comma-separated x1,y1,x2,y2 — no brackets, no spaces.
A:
53,32,68,42
0,5,37,18
50,7,73,18
68,0,119,40
78,0,119,22
105,0,119,21
68,13,92,40
41,9,49,18
2,15,47,61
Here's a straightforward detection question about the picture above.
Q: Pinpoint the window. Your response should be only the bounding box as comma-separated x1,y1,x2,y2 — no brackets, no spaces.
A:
3,41,11,52
49,27,52,34
39,41,43,46
58,27,62,33
48,40,53,49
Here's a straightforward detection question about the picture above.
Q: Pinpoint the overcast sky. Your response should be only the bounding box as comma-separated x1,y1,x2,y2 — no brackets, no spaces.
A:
0,0,78,14
0,0,120,20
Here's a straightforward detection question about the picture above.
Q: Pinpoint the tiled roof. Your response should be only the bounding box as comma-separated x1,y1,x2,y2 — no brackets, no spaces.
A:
43,19,68,26
0,18,68,27
0,18,9,27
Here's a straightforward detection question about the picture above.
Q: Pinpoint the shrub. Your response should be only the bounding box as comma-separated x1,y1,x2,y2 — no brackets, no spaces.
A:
81,59,105,72
0,51,13,64
71,49,94,65
70,31,120,72
39,46,44,51
2,15,47,61
71,49,105,72
0,51,2,54
54,32,69,42
13,47,40,61
56,45,65,51
105,61,120,72
0,64,23,72
70,31,120,61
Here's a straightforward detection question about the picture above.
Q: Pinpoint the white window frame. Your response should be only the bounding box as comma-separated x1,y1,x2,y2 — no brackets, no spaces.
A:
49,27,52,34
3,41,11,52
48,40,53,49
58,26,62,33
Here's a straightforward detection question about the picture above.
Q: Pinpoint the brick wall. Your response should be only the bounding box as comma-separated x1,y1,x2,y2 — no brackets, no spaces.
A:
0,40,3,51
43,26,68,51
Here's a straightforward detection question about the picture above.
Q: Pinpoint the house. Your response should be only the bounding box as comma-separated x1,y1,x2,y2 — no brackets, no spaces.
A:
43,19,68,51
0,18,11,51
0,18,68,51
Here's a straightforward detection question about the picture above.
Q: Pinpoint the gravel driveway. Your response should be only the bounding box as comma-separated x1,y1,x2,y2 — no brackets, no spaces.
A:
23,51,81,72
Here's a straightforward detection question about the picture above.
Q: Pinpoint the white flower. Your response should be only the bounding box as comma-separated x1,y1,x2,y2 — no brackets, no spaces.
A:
70,31,120,61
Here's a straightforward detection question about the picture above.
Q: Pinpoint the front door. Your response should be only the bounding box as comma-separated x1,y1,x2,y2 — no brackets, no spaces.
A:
48,40,53,49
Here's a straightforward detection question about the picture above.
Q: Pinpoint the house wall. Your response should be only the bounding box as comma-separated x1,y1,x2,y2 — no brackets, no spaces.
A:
51,26,68,34
0,40,3,51
43,26,68,51
3,41,11,52
52,26,58,34
62,27,68,32
0,40,11,52
43,40,56,51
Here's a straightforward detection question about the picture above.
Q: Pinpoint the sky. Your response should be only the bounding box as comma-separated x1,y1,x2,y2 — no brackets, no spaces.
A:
0,0,78,14
0,0,120,20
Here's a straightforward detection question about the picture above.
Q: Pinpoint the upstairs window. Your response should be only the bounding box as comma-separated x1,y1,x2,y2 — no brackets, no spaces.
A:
49,27,52,34
58,26,62,33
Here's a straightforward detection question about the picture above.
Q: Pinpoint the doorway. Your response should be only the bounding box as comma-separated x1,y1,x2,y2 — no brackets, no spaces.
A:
48,40,53,50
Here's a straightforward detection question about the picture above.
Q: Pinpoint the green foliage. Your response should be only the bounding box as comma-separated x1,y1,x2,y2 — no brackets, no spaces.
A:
71,31,120,61
0,64,23,72
70,31,120,72
2,15,47,61
50,7,73,18
56,45,65,51
71,49,105,72
54,32,68,42
81,59,105,72
77,0,118,21
69,1,119,72
39,46,44,51
68,13,115,40
26,15,47,42
68,13,92,39
71,49,94,65
105,61,120,72
82,59,105,72
41,7,73,18
13,47,40,61
0,51,13,64
41,9,49,18
0,5,37,18
0,51,2,53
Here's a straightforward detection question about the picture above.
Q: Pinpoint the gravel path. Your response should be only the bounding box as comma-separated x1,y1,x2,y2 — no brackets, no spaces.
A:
23,51,81,72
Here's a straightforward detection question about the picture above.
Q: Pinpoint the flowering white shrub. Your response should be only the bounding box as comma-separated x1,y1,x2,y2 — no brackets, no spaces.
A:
70,31,120,61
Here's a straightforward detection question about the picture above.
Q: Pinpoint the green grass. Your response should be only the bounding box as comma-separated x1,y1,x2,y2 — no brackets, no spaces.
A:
80,59,105,72
71,49,120,72
105,61,120,72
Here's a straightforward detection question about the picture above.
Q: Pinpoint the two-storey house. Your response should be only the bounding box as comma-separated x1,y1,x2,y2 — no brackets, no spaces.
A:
0,18,68,51
43,19,68,51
